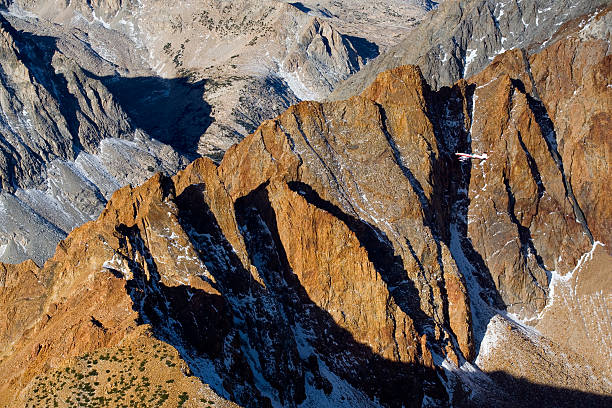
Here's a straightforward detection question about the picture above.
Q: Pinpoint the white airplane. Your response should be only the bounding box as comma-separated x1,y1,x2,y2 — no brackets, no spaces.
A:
455,152,488,161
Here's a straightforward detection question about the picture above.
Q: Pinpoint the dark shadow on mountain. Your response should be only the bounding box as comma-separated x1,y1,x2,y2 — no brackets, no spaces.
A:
233,183,443,407
437,83,505,304
421,82,506,352
515,129,546,197
371,84,502,356
345,34,380,64
168,180,444,406
0,15,212,161
484,371,612,408
286,3,334,19
94,74,213,156
502,176,548,273
289,2,312,14
233,75,298,135
426,1,439,11
111,177,232,359
176,181,305,406
511,75,593,243
286,180,432,333
1,17,87,156
112,221,247,395
110,175,612,408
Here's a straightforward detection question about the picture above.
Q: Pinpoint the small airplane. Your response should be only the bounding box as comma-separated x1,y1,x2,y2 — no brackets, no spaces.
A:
455,152,488,162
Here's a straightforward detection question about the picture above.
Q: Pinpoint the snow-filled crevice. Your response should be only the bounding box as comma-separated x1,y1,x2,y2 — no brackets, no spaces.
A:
233,182,446,406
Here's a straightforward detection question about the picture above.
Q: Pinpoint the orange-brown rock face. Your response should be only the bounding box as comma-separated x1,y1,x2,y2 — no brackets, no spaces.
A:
0,7,610,408
464,6,611,323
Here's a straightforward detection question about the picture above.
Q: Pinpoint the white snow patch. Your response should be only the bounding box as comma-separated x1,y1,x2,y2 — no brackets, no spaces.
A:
449,222,494,351
5,4,39,20
579,10,605,40
276,64,320,101
293,324,383,407
102,253,132,279
441,357,500,402
490,46,506,59
476,77,498,90
476,319,502,361
236,328,281,407
558,241,603,283
541,35,554,48
92,10,112,29
19,108,33,130
464,48,477,72
522,16,529,28
539,241,605,319
118,18,144,49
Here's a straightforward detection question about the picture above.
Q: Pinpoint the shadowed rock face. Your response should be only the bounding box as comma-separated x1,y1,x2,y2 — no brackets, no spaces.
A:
0,15,192,265
9,0,421,140
0,5,610,408
0,0,428,266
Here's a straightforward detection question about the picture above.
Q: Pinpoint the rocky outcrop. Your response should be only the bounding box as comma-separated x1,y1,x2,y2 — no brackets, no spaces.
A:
0,0,429,265
0,14,126,191
275,0,432,50
11,0,417,139
0,5,610,407
330,0,609,99
0,13,189,264
279,16,366,99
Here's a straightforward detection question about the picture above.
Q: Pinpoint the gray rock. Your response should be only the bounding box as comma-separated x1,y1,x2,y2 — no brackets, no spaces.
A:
0,0,433,265
329,0,609,100
0,14,190,264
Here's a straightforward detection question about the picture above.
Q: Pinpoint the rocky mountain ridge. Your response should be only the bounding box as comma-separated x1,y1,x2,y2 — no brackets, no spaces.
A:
0,0,429,264
330,0,610,99
0,5,610,406
0,11,192,264
9,0,427,139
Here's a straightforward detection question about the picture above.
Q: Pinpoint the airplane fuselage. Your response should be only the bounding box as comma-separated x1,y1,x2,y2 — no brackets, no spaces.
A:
455,152,488,161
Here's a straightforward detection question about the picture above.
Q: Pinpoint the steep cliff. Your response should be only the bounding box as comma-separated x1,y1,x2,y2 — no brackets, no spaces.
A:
0,5,610,407
0,0,429,265
9,0,424,139
330,0,609,99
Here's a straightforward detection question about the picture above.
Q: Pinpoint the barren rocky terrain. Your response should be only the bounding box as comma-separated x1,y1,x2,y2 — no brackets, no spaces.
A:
330,0,610,98
0,0,430,264
0,2,610,406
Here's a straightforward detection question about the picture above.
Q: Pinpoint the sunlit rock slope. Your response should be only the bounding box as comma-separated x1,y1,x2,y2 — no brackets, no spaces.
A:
0,6,610,406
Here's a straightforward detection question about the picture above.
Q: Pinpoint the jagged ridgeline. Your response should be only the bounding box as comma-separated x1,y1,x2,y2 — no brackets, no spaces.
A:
0,0,605,264
0,4,610,406
0,0,604,268
0,0,429,265
330,0,610,99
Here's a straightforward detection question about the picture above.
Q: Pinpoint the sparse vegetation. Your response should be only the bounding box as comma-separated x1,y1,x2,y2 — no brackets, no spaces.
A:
247,36,258,46
23,339,220,408
178,391,189,406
